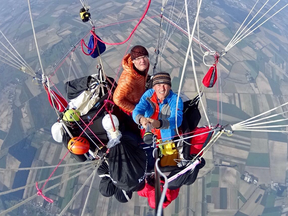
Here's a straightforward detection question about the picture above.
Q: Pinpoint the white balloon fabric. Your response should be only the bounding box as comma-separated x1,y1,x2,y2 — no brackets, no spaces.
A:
102,114,120,131
102,114,121,148
51,122,64,143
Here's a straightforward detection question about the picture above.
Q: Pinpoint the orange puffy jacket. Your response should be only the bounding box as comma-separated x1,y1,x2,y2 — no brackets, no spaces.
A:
113,54,149,114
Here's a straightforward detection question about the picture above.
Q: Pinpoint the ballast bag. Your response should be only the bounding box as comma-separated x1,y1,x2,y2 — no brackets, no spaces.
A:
202,64,217,88
88,34,106,58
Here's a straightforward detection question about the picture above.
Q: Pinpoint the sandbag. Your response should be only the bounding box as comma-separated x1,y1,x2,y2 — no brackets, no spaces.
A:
99,177,116,197
97,160,109,177
114,188,133,203
109,132,147,192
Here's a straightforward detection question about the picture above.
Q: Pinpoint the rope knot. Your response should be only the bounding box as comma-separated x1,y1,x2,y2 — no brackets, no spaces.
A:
35,182,54,203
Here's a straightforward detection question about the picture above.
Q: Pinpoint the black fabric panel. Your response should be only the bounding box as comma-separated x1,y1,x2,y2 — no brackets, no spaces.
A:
114,188,133,203
108,132,147,192
97,160,109,176
65,76,91,99
99,177,116,197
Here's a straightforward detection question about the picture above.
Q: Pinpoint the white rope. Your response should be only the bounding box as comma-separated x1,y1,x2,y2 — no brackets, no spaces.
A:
228,0,280,47
175,0,210,140
228,0,281,48
160,0,189,55
0,45,27,69
184,0,191,37
0,160,94,172
0,31,34,74
155,158,168,216
239,110,288,127
160,0,176,52
27,0,45,76
192,130,223,161
0,194,38,216
46,77,62,117
80,168,97,216
58,169,96,216
196,0,205,55
243,124,288,129
157,127,218,147
225,0,261,51
0,164,91,196
242,117,288,127
0,54,25,70
236,101,288,126
231,128,287,133
72,117,101,150
225,0,287,52
230,3,288,50
219,66,223,124
0,166,93,215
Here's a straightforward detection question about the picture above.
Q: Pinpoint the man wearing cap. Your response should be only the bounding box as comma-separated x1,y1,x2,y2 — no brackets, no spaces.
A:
113,45,150,114
132,72,183,142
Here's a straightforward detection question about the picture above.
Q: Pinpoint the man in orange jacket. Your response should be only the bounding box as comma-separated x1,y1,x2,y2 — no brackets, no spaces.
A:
113,45,150,114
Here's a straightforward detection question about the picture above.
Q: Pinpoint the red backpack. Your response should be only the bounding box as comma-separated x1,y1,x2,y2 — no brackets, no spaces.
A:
190,126,214,155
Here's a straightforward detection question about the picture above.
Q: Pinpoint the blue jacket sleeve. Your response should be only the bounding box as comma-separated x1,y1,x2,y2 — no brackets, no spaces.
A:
132,89,153,124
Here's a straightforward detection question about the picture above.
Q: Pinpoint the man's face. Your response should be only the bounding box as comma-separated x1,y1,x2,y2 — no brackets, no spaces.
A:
132,55,149,71
153,83,171,101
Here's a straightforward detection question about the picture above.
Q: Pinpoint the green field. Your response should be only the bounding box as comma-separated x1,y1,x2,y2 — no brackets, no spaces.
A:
246,153,270,167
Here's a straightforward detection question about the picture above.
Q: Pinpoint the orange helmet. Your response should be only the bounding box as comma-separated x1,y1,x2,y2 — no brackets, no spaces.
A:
68,137,90,155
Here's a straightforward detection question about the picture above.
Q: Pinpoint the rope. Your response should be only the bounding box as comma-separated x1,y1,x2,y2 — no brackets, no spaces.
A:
242,117,288,127
0,160,93,172
152,6,165,74
225,1,287,52
240,110,288,127
196,0,205,55
0,164,91,196
80,169,97,216
225,0,261,51
155,158,168,216
160,0,189,55
0,30,33,71
80,0,151,49
175,0,211,142
104,99,116,131
0,31,35,75
0,53,26,71
0,166,93,216
155,127,219,147
27,0,45,76
228,1,286,49
35,150,71,203
191,129,224,161
0,44,29,71
58,169,96,216
231,128,288,133
70,110,105,149
236,101,288,126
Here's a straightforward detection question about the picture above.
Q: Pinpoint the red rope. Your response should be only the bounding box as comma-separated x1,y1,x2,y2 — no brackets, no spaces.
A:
80,0,151,50
35,150,70,203
81,28,98,56
35,182,54,203
104,99,116,131
72,109,106,147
